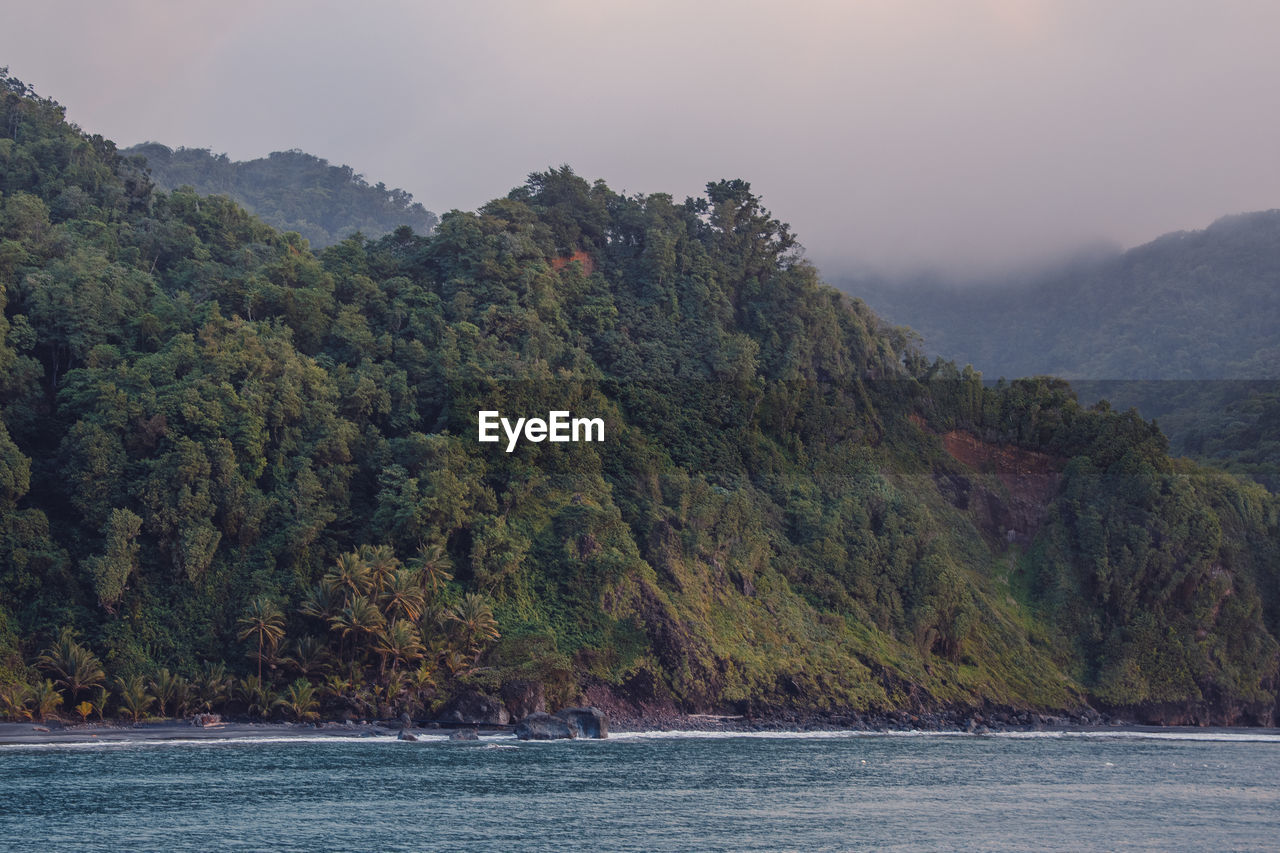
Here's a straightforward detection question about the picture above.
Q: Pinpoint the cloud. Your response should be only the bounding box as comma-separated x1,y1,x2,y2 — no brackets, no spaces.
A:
4,0,1279,277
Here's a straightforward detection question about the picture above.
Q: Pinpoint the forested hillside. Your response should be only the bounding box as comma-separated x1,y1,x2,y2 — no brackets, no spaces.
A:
2,70,1278,726
853,215,1280,491
854,213,1280,381
125,143,438,248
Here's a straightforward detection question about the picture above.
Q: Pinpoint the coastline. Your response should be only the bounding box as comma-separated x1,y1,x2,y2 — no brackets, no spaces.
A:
5,712,1280,747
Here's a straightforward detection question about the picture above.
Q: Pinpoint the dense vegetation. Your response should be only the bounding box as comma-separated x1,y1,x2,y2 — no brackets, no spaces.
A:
2,70,1278,726
852,214,1280,490
854,213,1280,381
125,143,438,249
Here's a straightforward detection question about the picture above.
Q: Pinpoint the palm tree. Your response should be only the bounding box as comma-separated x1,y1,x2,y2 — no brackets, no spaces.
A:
237,596,286,681
75,701,93,723
236,676,277,719
284,635,332,680
298,579,341,623
90,685,108,721
441,647,475,679
320,673,351,708
275,679,320,722
114,674,153,722
382,669,407,717
325,551,372,598
148,668,190,718
374,619,424,674
32,679,63,721
327,594,385,662
450,593,501,657
195,661,231,712
360,544,400,594
0,683,33,721
380,569,425,623
36,628,105,705
404,661,437,716
409,543,453,598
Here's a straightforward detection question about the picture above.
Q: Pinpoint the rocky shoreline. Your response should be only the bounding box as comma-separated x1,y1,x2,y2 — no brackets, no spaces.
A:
6,703,1279,746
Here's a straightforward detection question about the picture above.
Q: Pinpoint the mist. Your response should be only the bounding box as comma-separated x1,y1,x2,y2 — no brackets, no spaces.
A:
4,0,1279,279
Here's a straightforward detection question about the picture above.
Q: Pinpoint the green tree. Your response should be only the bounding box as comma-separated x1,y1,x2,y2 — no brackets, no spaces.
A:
374,619,424,674
450,593,500,658
113,674,153,722
380,569,425,623
299,580,343,624
327,595,385,661
283,635,333,680
36,628,105,704
83,509,143,612
236,676,276,719
31,679,62,721
360,544,400,594
0,683,33,721
237,597,286,682
275,678,320,722
195,662,231,713
148,668,190,718
89,686,108,721
409,542,453,598
325,551,372,598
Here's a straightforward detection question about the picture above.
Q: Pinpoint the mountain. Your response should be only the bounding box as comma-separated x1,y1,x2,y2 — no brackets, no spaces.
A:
124,143,438,249
853,212,1280,381
851,215,1280,491
2,69,1278,726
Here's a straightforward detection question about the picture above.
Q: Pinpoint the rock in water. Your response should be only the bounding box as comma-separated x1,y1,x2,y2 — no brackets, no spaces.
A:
514,712,575,740
513,707,610,740
449,728,479,741
397,730,418,741
555,707,609,739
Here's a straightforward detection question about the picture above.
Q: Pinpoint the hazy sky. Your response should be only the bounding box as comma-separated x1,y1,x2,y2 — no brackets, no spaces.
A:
5,1,1280,277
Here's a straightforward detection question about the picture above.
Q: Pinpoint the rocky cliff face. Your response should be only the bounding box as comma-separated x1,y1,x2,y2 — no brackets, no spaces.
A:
914,414,1064,545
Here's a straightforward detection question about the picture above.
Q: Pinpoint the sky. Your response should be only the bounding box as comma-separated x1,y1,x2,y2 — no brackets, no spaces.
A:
4,0,1280,278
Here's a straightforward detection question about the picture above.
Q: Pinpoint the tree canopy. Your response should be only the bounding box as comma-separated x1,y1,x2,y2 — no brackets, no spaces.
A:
2,69,1277,724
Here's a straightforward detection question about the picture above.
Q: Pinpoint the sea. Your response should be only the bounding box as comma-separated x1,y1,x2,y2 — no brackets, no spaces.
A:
2,729,1278,851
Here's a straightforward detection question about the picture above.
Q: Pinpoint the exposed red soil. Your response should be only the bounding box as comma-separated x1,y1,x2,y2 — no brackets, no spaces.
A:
940,430,1062,509
911,414,1064,544
550,250,595,275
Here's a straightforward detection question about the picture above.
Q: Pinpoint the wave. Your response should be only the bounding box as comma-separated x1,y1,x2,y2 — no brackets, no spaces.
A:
609,728,1280,744
6,727,1279,751
0,732,508,751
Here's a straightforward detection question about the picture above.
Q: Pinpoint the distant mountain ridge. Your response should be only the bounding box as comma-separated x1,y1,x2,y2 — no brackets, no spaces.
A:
849,211,1280,491
853,209,1280,381
126,143,438,248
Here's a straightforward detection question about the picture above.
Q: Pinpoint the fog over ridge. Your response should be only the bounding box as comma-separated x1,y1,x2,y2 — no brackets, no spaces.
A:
4,0,1279,279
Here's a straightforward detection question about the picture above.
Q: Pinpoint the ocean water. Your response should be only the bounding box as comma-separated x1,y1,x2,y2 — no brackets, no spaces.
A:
2,729,1278,851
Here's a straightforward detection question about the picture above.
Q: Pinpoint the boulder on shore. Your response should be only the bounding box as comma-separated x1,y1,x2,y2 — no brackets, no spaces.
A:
397,730,418,742
556,706,608,739
513,707,609,740
449,728,479,741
